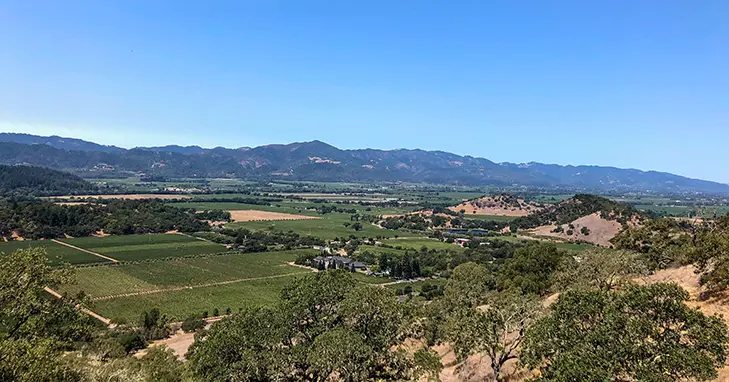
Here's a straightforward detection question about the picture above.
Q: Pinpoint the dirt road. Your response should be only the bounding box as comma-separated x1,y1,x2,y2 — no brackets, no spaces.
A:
51,239,119,263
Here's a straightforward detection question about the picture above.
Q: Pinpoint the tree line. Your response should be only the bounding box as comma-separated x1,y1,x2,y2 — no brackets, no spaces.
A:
0,164,96,196
0,199,209,239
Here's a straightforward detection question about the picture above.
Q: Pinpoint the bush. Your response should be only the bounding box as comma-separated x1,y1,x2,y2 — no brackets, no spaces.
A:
115,330,146,353
181,316,206,333
580,226,591,235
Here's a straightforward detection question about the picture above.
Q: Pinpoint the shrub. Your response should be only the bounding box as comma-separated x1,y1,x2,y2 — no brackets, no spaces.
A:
181,315,206,333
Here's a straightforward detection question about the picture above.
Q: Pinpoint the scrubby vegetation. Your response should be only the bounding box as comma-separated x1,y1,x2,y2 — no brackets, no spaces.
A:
511,194,641,230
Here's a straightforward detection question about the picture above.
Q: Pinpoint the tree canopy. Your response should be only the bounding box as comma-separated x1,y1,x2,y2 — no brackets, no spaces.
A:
0,164,95,197
522,283,729,382
186,270,440,381
0,248,94,381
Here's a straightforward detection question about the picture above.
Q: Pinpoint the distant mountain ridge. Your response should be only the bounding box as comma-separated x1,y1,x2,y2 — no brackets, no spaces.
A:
0,133,124,152
0,133,727,194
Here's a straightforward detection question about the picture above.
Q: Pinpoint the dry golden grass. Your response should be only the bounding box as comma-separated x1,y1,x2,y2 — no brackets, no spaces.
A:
227,210,320,222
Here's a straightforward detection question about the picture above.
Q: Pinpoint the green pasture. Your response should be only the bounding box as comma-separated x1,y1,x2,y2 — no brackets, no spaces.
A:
229,213,415,240
381,237,465,252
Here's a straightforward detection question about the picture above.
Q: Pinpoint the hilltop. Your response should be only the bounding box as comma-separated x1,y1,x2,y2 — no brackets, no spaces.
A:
0,133,728,194
510,194,644,246
449,194,544,216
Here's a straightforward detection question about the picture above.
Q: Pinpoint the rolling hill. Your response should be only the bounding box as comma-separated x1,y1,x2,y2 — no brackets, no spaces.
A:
0,133,727,194
0,164,96,196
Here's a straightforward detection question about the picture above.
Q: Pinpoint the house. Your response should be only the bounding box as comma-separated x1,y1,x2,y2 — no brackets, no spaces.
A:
311,256,367,271
454,238,470,247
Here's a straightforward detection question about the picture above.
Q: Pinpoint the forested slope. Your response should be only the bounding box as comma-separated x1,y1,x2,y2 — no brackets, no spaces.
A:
0,164,96,196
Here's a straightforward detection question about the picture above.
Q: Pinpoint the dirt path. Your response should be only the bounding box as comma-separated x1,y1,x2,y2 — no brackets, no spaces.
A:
379,277,429,287
286,262,319,272
92,268,314,301
136,317,225,359
51,239,119,263
44,287,113,326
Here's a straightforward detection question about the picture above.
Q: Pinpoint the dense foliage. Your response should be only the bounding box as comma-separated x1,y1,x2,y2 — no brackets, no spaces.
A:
612,217,696,269
496,243,565,295
0,164,95,196
523,283,729,381
356,238,526,279
186,270,440,381
0,248,95,381
195,227,326,252
0,199,208,239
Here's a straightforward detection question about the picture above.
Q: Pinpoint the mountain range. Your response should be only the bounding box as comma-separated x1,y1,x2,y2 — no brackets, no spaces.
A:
0,133,726,194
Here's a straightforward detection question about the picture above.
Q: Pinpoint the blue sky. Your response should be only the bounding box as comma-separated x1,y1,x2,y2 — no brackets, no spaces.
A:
1,1,727,182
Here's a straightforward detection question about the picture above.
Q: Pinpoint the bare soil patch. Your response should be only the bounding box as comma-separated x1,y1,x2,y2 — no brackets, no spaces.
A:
528,212,623,247
227,210,319,222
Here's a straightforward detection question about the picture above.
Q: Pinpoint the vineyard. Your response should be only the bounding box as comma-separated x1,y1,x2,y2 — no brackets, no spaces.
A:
60,234,226,261
0,240,110,265
90,276,299,323
67,249,318,322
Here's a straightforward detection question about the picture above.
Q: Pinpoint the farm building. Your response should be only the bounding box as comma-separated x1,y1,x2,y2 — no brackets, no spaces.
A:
454,238,470,247
312,256,367,271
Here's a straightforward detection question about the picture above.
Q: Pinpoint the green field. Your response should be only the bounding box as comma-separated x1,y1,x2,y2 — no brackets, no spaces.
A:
357,245,405,256
0,240,111,266
635,204,729,218
68,249,315,298
90,276,302,323
229,213,415,240
381,237,465,252
71,249,318,322
61,234,227,261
